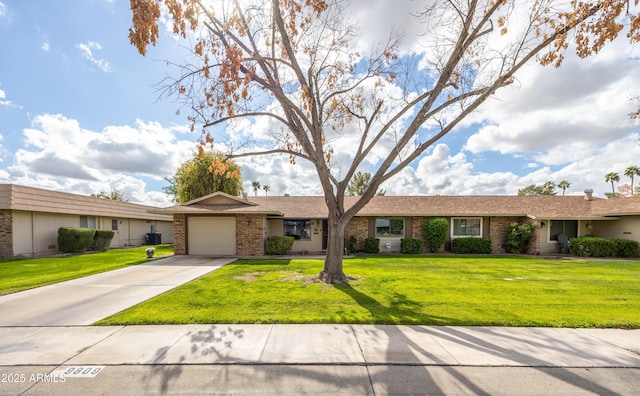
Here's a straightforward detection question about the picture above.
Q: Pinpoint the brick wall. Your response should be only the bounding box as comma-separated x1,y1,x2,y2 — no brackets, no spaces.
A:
489,216,536,254
345,217,368,252
0,210,13,258
236,214,265,256
173,214,186,255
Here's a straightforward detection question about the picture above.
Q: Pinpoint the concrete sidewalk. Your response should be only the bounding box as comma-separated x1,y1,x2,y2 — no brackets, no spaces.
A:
0,256,234,326
1,325,639,395
1,325,639,367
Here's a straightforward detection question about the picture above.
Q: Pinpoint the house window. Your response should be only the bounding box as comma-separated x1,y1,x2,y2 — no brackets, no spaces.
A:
452,217,482,238
112,219,118,231
284,220,311,240
549,220,578,241
80,215,96,229
375,218,404,237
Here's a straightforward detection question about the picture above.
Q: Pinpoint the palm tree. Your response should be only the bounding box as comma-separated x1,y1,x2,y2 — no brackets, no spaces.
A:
624,166,640,195
262,185,270,196
558,180,571,196
605,172,620,195
251,181,261,197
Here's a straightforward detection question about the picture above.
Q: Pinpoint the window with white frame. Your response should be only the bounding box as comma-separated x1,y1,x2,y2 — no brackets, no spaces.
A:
375,218,404,237
451,217,482,238
549,220,578,241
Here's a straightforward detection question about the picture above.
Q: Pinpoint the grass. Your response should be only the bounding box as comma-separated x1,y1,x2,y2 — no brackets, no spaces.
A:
0,244,174,295
96,255,640,328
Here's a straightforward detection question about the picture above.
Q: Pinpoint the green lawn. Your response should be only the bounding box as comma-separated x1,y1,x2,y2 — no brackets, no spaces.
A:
0,244,174,295
96,255,640,328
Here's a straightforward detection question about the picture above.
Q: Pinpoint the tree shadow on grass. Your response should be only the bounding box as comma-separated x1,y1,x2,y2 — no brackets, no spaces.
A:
333,282,449,324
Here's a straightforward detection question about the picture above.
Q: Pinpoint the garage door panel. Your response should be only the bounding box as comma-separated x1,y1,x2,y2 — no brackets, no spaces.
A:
188,217,236,255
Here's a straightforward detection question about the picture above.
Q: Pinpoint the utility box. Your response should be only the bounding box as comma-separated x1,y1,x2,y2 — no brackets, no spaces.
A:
146,233,161,245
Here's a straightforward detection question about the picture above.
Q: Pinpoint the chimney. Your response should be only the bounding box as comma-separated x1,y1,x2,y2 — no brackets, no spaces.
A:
242,192,248,199
584,189,594,201
284,193,290,197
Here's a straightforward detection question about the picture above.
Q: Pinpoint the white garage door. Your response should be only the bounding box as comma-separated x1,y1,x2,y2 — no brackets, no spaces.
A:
188,217,236,255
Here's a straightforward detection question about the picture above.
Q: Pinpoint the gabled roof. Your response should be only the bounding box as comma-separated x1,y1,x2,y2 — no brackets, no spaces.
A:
149,191,283,216
0,184,172,221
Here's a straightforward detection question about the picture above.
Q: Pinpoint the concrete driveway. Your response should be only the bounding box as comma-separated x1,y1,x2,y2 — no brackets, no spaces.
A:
0,256,235,326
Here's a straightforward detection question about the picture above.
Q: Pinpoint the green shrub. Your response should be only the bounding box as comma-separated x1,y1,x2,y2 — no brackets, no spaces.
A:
505,222,534,254
423,218,448,253
347,235,358,254
401,238,423,254
58,227,96,253
266,236,295,255
91,230,115,251
614,239,640,258
364,237,380,253
570,237,639,258
452,237,492,254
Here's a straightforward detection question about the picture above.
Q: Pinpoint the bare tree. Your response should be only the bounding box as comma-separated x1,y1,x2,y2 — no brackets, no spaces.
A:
129,0,639,283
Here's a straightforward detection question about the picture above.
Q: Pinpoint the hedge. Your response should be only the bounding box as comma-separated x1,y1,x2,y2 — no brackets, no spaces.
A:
400,238,423,254
422,217,448,253
266,236,295,255
569,237,639,258
58,227,96,253
505,222,534,254
91,229,115,251
347,235,358,254
364,237,380,253
451,237,492,254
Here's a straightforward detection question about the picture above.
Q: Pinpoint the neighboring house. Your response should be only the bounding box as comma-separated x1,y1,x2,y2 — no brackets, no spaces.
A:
152,189,640,257
0,184,173,258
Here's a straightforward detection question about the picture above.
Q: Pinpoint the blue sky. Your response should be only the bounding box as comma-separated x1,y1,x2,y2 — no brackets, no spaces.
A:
0,0,639,206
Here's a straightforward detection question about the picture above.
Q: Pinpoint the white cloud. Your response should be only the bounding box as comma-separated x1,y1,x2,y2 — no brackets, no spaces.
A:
3,114,195,206
0,1,9,22
463,42,640,165
77,41,112,72
0,87,21,109
41,42,50,52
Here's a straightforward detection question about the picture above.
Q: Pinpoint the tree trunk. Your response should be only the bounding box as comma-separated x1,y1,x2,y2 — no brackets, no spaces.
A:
317,215,350,284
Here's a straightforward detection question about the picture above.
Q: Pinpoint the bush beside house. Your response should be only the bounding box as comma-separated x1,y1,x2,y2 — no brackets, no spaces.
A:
401,238,423,254
347,235,358,254
58,227,96,253
91,230,116,251
365,237,380,253
569,237,639,258
452,237,493,254
422,217,448,253
505,222,534,254
266,236,295,255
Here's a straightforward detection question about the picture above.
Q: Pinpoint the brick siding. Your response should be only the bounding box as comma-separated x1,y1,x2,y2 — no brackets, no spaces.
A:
0,210,13,258
489,216,538,254
345,217,368,252
236,214,265,256
173,214,186,255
